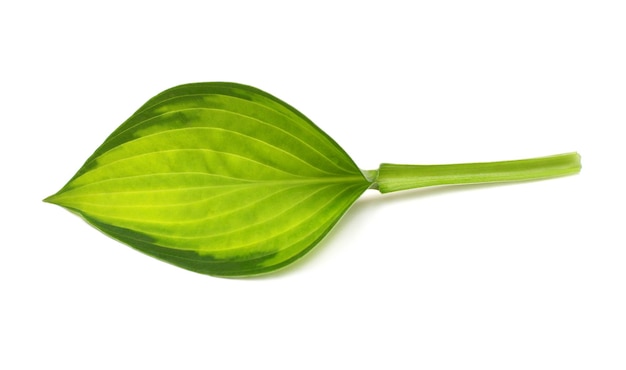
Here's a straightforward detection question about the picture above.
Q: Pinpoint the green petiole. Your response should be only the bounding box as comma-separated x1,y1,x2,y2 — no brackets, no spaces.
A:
370,152,581,193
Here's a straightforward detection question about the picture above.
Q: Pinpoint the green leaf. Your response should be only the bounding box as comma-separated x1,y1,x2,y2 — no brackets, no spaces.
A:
45,82,581,277
45,83,371,276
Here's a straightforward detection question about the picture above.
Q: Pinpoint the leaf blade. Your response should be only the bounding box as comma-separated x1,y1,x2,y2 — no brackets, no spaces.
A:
47,82,370,276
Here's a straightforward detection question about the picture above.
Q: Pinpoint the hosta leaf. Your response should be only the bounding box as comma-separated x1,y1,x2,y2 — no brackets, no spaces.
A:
45,83,371,276
45,82,581,277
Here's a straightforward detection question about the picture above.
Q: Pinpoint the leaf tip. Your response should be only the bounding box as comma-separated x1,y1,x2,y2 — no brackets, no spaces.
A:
43,193,60,205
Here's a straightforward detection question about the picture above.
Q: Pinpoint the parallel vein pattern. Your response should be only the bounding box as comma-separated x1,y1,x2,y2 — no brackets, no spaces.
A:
47,83,370,276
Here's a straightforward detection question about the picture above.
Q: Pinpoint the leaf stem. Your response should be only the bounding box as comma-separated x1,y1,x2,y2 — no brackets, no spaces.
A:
372,152,581,193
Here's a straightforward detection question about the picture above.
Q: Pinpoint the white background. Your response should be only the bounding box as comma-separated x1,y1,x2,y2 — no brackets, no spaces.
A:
2,1,625,369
